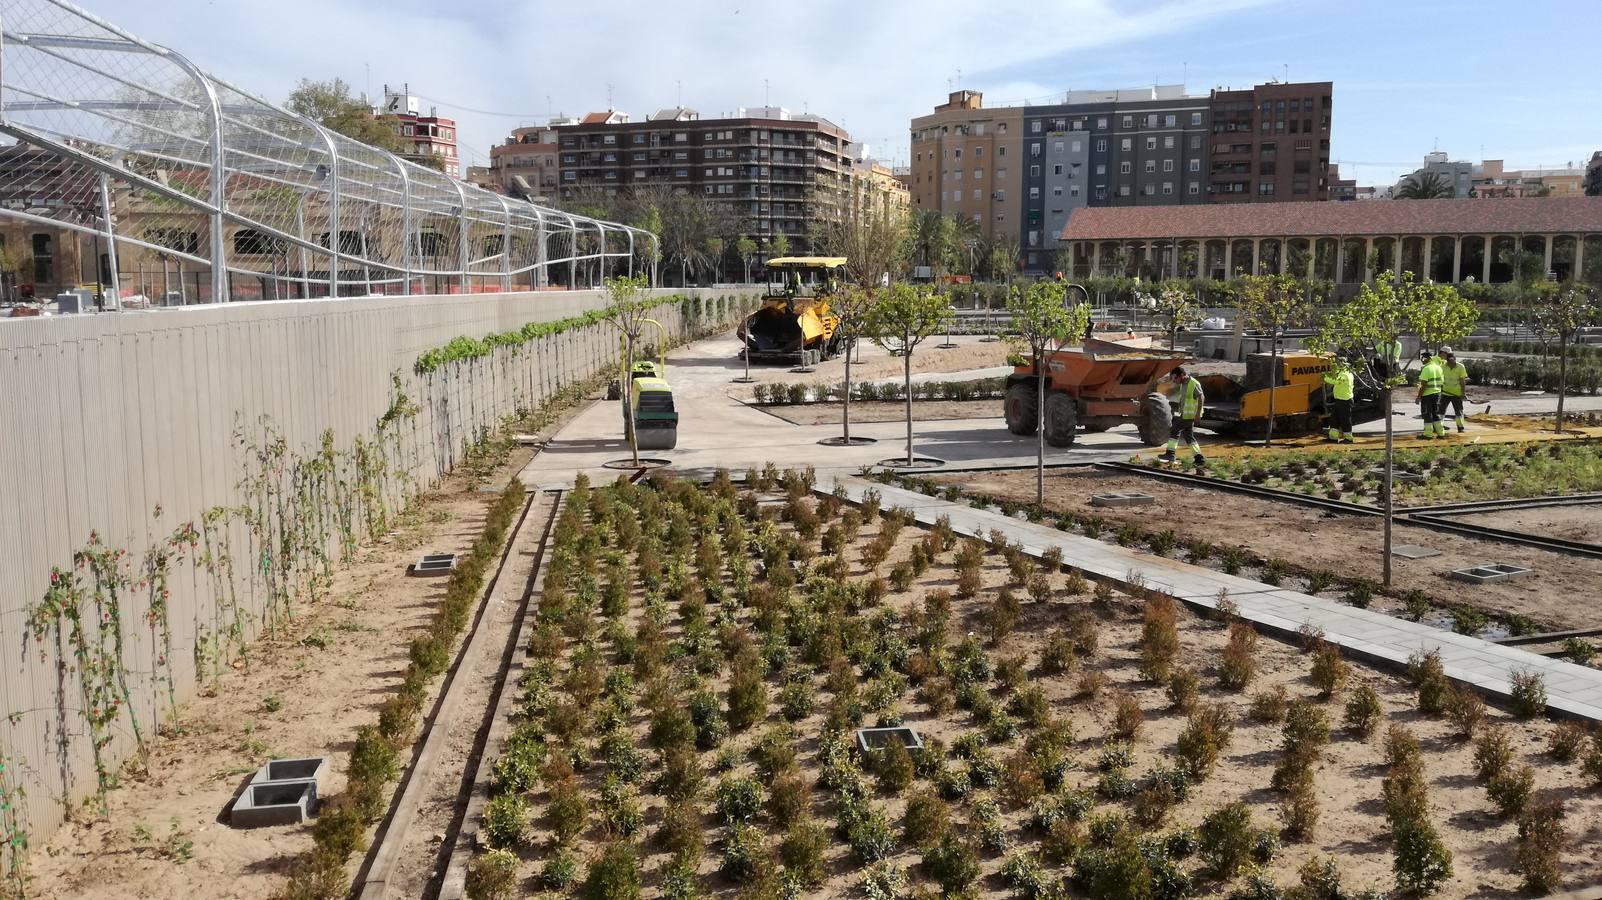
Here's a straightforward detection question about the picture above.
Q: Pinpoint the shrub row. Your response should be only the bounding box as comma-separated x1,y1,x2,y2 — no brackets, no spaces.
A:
284,479,527,899
752,377,1007,406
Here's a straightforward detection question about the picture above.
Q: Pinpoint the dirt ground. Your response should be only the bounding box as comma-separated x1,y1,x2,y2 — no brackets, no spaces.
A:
494,480,1602,899
933,468,1602,633
747,341,1015,387
1447,506,1602,545
757,399,1000,426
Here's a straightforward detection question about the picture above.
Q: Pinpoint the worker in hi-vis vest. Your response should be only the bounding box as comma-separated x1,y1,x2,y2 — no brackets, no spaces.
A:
1379,337,1404,381
1323,356,1356,443
1416,349,1446,439
1160,366,1206,467
1440,348,1469,433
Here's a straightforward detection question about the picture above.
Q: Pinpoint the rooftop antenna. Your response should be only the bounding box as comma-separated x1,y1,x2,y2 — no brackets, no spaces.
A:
764,78,769,107
1182,61,1187,86
1283,63,1288,82
957,68,962,90
676,80,681,107
607,82,614,110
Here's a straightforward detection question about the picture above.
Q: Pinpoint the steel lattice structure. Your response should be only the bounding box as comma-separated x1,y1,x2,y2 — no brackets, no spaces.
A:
0,0,657,306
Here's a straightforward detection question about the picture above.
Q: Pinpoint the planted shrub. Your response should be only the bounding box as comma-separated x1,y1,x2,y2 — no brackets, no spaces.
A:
1139,594,1181,682
1309,645,1348,699
779,819,829,887
1219,623,1258,691
1176,704,1233,781
1392,818,1454,898
654,800,704,859
482,791,530,849
1510,669,1547,719
718,822,767,884
1343,684,1384,738
1443,685,1487,739
715,774,763,824
1515,797,1567,895
1547,721,1588,761
1249,685,1289,724
581,841,642,900
465,848,519,900
1473,725,1514,782
986,588,1022,644
1167,667,1200,713
1487,764,1535,818
922,833,981,896
541,848,580,890
874,739,917,794
1198,802,1258,878
1112,691,1145,740
1408,649,1450,716
548,778,589,845
1039,630,1076,675
1280,764,1319,841
902,791,951,847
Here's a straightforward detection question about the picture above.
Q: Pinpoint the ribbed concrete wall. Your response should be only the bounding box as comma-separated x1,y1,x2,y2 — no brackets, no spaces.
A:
0,287,753,853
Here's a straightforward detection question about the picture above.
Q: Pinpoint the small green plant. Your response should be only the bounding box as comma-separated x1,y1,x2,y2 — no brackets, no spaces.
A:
466,848,519,900
1487,764,1535,818
482,792,530,849
1138,594,1181,682
1112,691,1144,740
1166,667,1200,713
1344,578,1377,609
1514,797,1567,895
582,841,642,900
1547,721,1588,761
1564,638,1597,665
1218,623,1257,691
1472,725,1514,782
1408,649,1450,716
901,791,951,847
1510,669,1547,719
922,832,981,896
1443,685,1486,739
1198,802,1257,878
779,819,829,887
1343,684,1384,738
1391,818,1454,897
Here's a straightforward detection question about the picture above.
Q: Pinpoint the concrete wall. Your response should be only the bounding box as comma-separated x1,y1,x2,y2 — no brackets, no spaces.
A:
0,286,754,853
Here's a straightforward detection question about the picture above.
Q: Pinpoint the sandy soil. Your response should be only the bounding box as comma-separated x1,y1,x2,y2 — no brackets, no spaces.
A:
490,481,1602,899
747,342,1016,387
758,399,1001,426
1446,506,1602,545
933,469,1602,633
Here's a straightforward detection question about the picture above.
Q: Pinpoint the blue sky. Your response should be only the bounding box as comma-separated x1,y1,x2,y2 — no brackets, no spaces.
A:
112,0,1601,188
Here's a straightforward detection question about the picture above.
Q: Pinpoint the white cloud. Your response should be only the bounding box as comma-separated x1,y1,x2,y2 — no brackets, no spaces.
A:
102,0,1271,170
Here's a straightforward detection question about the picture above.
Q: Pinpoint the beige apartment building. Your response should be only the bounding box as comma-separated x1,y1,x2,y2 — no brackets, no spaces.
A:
908,90,1024,244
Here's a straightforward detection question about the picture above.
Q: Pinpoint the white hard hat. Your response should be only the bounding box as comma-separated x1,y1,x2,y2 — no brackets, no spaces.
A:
1438,345,1452,354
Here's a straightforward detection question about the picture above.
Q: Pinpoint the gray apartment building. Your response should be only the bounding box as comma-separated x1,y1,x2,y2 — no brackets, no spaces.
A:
1020,86,1211,269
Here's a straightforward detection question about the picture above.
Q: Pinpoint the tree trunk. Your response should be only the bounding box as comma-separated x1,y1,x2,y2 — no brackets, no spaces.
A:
843,341,853,444
1265,336,1279,446
624,336,639,466
1036,349,1046,506
1557,335,1569,433
904,345,914,466
1382,388,1393,587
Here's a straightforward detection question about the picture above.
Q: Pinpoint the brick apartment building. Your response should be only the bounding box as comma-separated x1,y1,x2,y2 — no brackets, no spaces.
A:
552,105,853,254
378,84,459,177
909,81,1335,270
479,126,559,201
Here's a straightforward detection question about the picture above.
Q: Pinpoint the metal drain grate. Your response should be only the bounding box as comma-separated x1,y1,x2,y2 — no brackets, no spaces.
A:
855,727,924,754
410,553,457,577
1450,563,1533,584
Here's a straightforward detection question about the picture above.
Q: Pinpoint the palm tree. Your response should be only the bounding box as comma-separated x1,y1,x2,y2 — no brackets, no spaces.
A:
949,214,981,275
910,210,952,275
1395,171,1455,200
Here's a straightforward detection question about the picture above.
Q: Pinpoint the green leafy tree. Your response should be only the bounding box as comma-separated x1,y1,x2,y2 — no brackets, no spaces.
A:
1008,281,1091,503
1152,280,1202,351
1533,284,1602,432
735,236,758,283
603,275,654,466
909,210,953,279
989,237,1022,285
868,283,952,465
285,78,445,172
833,285,881,446
814,179,910,289
769,231,790,260
1310,272,1476,585
1394,171,1455,200
1235,274,1318,445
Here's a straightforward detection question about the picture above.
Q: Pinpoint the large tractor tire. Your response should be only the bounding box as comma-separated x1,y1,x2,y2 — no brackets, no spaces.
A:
1044,393,1078,447
1137,392,1173,447
1004,383,1038,436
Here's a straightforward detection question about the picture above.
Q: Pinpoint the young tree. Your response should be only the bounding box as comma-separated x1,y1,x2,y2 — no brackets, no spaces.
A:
1235,274,1317,446
831,285,881,446
868,283,952,465
1008,281,1092,503
603,274,655,466
735,236,758,284
1533,284,1602,432
1152,280,1202,350
1310,271,1476,586
769,232,790,259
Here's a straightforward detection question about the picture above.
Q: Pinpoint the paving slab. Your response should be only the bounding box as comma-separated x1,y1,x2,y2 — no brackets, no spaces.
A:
826,474,1602,723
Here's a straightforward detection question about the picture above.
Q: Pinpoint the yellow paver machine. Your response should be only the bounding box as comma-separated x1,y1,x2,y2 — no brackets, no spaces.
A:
737,256,846,366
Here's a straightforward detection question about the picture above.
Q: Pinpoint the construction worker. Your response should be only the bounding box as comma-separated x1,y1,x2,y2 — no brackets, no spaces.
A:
1324,355,1356,443
1416,349,1445,439
1379,337,1404,381
1440,348,1469,433
1160,366,1205,467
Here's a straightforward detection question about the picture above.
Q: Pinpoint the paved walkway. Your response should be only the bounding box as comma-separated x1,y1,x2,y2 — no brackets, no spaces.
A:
822,475,1602,722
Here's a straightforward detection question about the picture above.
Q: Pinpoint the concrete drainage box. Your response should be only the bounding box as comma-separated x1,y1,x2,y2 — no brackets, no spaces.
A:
1090,492,1155,508
1450,563,1532,584
855,727,924,754
1371,469,1424,483
230,756,328,828
410,553,457,577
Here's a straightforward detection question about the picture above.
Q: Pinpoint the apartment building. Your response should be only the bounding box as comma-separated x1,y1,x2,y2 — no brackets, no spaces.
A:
909,81,1334,270
1206,81,1333,202
482,126,560,200
553,105,852,253
907,91,1024,246
1472,159,1586,198
378,84,459,177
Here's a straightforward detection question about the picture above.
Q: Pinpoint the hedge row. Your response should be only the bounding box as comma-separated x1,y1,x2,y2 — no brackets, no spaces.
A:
283,480,527,899
752,377,1008,406
1472,356,1602,395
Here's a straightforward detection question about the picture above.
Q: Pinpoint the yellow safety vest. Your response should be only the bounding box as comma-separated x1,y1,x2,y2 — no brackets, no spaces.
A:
1381,339,1403,363
1180,377,1203,420
1324,368,1354,401
1418,360,1443,396
1441,362,1467,396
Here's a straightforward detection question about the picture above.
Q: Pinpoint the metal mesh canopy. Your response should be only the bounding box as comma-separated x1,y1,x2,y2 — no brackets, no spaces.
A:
0,0,657,306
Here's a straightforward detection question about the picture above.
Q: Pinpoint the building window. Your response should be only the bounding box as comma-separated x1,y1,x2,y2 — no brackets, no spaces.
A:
953,190,962,202
1096,139,1106,152
1189,181,1200,194
1052,186,1063,196
996,168,1006,178
954,148,962,159
974,167,984,179
975,146,983,157
1054,141,1064,153
1188,158,1200,172
1144,160,1155,173
1120,161,1132,174
1190,112,1202,125
1029,187,1040,199
1190,135,1201,150
1071,140,1082,153
1030,165,1040,177
995,189,1005,200
974,123,985,136
1146,114,1158,127
1095,117,1107,129
1143,184,1155,195
1163,159,1174,172
1163,135,1175,150
675,168,688,177
1095,185,1107,199
1031,120,1042,133
1146,137,1156,150
1165,114,1176,127
1070,185,1080,196
1030,143,1041,157
1121,115,1133,128
602,135,616,145
1162,182,1173,195
973,189,981,199
1053,164,1063,176
1258,182,1275,195
954,170,962,180
998,146,1006,156
1121,138,1132,152
1095,164,1106,175
232,229,276,255
998,122,1007,134
1119,185,1130,196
